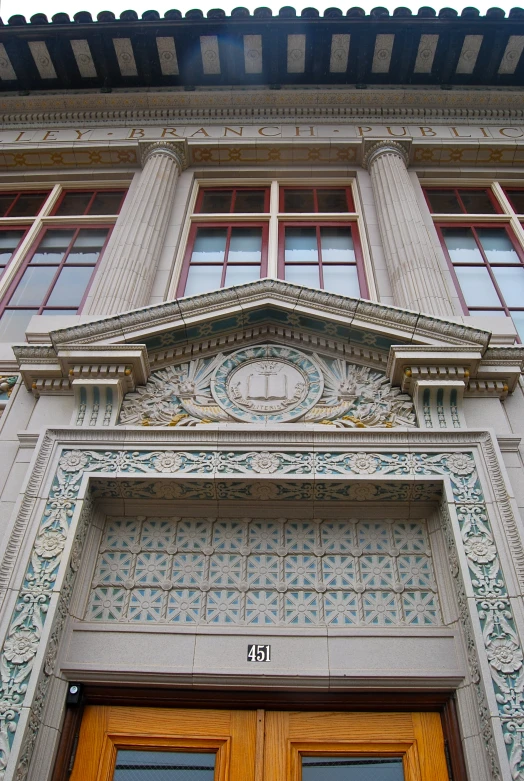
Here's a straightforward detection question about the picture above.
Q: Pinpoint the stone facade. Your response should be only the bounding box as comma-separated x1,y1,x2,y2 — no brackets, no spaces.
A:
0,17,524,781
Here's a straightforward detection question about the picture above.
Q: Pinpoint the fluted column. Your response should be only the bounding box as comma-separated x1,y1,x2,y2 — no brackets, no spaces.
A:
363,141,455,317
84,139,188,316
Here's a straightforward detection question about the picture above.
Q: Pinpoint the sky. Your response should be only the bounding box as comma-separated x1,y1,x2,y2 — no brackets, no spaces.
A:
2,0,522,23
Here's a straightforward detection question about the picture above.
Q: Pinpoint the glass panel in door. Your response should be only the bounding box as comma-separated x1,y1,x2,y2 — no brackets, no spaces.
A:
114,750,215,780
302,756,404,780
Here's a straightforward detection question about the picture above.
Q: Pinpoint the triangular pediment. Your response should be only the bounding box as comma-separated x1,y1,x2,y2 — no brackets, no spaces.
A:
46,280,490,352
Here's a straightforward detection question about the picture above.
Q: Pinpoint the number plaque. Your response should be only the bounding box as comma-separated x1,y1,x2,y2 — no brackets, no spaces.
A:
247,644,271,662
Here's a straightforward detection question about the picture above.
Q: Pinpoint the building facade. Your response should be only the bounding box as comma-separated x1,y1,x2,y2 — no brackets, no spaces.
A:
0,6,524,781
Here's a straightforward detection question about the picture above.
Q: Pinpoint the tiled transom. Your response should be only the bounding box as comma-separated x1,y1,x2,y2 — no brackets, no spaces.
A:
86,516,441,626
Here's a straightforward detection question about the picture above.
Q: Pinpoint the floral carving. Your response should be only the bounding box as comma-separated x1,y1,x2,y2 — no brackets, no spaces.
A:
58,451,88,472
34,531,67,559
3,631,38,665
347,454,378,475
464,535,497,564
487,639,524,674
446,453,476,475
250,453,280,474
153,452,184,473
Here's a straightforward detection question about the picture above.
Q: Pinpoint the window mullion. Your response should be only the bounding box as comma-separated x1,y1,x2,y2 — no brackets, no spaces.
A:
40,226,81,309
316,225,324,289
267,181,279,278
455,189,468,214
470,225,509,310
221,225,232,288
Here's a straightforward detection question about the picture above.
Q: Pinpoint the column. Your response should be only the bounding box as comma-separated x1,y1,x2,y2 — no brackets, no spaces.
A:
84,139,188,316
363,141,455,317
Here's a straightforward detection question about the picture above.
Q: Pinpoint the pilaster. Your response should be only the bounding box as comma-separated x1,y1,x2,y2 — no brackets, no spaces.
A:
82,139,188,317
363,140,456,319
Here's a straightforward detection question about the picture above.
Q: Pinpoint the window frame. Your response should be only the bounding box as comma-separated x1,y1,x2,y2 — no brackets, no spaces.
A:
176,219,269,297
0,226,31,278
422,186,502,216
277,220,368,297
0,190,51,219
195,186,270,214
435,220,524,323
50,188,128,218
0,222,113,320
279,185,355,214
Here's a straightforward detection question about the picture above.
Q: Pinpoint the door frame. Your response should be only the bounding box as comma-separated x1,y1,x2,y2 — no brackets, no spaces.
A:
51,687,466,781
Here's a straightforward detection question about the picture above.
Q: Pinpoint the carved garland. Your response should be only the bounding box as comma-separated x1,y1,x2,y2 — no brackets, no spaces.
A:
0,446,521,780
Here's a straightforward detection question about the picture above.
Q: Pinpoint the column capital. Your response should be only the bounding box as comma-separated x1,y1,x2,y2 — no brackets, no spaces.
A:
362,139,411,169
139,139,189,170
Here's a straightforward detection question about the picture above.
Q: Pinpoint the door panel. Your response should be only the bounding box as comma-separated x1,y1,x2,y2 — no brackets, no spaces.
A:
69,706,448,781
70,706,257,781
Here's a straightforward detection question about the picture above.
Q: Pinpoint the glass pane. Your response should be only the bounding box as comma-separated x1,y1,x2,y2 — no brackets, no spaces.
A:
323,266,360,297
442,228,483,264
459,190,497,214
0,194,16,217
200,191,233,213
317,189,350,213
506,190,524,214
47,266,93,307
54,192,93,216
8,193,48,217
10,266,56,305
493,267,524,307
31,230,75,265
476,229,521,264
114,750,215,781
302,756,404,781
184,265,223,297
233,190,266,213
0,310,37,342
284,190,315,213
225,265,260,286
320,228,355,263
66,229,109,264
89,191,125,215
0,230,25,269
228,228,262,263
425,190,462,214
511,311,524,342
191,228,227,264
285,264,320,288
455,266,501,307
285,227,318,263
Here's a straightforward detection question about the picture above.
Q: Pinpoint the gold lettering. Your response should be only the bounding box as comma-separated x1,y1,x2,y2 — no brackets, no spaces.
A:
419,127,436,137
295,126,315,136
499,127,524,138
358,126,372,136
480,127,490,138
223,126,244,137
189,128,211,137
387,126,407,137
258,126,281,136
42,131,59,141
14,132,28,142
128,129,145,138
75,130,91,140
451,127,472,138
161,128,182,138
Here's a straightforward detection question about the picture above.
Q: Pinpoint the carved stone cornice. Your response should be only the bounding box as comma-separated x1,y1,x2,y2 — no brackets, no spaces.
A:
362,139,411,169
138,139,188,171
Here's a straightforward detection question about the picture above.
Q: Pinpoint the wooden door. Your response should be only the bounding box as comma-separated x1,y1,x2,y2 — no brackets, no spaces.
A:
69,706,449,781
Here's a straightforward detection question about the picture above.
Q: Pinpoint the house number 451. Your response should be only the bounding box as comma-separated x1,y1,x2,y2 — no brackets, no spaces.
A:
247,644,271,662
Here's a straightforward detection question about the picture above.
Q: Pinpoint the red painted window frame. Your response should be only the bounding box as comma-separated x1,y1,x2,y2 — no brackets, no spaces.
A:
195,187,270,214
277,220,368,298
0,226,30,277
51,188,127,216
435,221,524,334
422,186,502,215
0,223,113,318
279,186,355,213
502,187,524,214
177,221,269,297
0,191,50,218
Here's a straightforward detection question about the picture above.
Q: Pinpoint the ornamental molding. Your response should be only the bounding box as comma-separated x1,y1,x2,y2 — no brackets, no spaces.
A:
1,87,524,127
0,428,522,779
119,345,416,428
362,139,411,169
138,139,188,170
